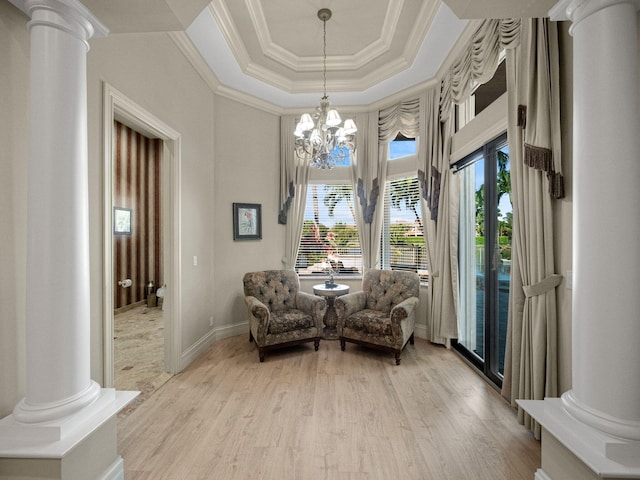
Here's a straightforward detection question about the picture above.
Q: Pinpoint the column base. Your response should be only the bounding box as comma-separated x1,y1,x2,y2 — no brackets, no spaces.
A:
519,398,640,479
12,380,102,425
562,390,640,441
0,389,137,480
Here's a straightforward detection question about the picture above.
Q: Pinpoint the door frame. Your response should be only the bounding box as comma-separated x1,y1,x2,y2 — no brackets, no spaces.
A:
102,82,182,387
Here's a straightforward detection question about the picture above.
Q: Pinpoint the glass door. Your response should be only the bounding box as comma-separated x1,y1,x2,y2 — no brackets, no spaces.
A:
455,134,511,386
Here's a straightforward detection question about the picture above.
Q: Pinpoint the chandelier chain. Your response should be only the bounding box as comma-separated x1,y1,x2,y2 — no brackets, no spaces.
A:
322,16,327,98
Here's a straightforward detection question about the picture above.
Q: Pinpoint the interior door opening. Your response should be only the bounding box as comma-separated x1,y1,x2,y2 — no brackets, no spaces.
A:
112,121,171,400
103,83,181,390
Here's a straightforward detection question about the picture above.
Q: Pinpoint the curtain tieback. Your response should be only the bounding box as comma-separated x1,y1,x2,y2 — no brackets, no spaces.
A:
431,270,440,278
523,274,562,298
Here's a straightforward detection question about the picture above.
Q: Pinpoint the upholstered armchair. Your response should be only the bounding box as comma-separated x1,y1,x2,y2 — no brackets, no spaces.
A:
335,269,419,365
243,270,327,362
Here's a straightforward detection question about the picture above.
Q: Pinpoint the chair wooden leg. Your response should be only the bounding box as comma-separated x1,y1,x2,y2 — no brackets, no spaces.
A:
258,350,265,363
340,339,346,351
395,351,401,365
314,339,320,351
409,333,415,345
249,331,254,343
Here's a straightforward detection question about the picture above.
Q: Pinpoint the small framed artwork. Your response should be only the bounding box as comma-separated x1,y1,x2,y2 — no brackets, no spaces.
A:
113,207,132,235
233,203,262,240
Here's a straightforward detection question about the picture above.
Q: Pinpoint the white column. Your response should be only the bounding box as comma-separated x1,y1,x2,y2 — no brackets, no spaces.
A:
554,0,640,440
12,0,108,424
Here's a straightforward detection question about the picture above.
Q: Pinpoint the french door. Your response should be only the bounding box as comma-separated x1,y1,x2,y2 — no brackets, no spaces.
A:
455,133,511,387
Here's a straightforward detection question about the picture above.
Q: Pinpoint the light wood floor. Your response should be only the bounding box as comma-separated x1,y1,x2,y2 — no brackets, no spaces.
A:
117,335,540,479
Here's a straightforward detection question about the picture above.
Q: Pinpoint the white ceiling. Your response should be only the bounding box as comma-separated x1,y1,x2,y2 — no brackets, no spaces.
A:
11,0,559,111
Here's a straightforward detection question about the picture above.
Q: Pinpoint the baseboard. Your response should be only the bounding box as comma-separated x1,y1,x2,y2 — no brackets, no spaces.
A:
214,321,249,341
414,323,427,339
179,329,217,371
100,456,125,480
178,321,248,371
534,469,552,480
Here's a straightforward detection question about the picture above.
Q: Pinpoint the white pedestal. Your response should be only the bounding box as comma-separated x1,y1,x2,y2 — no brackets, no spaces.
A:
519,399,640,479
0,390,137,480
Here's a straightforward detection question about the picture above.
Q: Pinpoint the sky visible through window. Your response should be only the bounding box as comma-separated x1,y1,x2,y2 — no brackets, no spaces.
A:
305,140,419,228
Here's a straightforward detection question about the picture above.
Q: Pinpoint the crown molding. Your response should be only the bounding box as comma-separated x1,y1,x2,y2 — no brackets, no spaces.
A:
169,31,220,92
208,0,251,72
173,25,441,117
243,54,414,94
246,0,405,73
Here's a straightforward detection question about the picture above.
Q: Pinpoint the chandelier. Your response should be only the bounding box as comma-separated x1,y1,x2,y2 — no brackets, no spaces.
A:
294,8,357,170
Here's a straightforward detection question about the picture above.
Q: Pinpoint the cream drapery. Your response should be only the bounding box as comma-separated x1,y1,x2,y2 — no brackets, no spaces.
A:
432,18,523,347
428,109,459,345
440,19,522,121
414,87,458,345
350,111,383,270
279,115,311,270
502,18,561,439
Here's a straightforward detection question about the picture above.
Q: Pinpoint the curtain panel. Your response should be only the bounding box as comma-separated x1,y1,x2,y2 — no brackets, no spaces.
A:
440,18,522,122
502,18,562,439
279,115,311,270
351,111,383,270
430,18,523,347
414,87,459,346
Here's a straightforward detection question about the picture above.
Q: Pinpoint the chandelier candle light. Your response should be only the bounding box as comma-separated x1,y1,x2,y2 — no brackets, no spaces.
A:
294,8,357,169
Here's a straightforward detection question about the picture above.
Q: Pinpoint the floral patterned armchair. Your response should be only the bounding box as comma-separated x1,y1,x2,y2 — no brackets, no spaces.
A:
335,269,419,365
243,270,327,362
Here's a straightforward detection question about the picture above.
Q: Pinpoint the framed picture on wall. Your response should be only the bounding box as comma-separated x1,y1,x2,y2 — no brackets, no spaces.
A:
113,207,132,235
233,203,262,240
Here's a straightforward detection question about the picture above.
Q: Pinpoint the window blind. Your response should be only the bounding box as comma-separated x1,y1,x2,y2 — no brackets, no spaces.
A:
380,176,429,282
296,184,362,276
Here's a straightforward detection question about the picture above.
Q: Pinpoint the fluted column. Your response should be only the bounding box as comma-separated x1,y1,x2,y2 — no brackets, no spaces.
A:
553,0,640,440
12,0,108,424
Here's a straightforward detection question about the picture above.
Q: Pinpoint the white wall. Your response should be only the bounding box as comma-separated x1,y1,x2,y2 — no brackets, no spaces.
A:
212,95,284,333
86,32,216,378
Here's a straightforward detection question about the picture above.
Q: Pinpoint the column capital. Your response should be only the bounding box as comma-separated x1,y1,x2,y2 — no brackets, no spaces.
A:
10,0,108,48
550,0,640,26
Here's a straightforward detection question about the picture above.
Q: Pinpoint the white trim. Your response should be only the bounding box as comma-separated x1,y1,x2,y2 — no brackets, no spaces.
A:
414,322,427,339
99,456,125,480
102,83,182,386
534,468,552,480
178,322,249,371
450,93,508,164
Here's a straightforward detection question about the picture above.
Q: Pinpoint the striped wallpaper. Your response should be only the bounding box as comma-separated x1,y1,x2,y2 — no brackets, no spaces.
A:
113,121,163,309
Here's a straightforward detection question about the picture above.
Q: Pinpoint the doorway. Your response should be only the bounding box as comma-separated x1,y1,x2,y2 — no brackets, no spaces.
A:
103,83,182,389
454,133,511,387
112,121,171,402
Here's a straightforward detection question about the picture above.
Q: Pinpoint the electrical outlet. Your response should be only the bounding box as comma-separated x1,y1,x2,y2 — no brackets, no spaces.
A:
193,255,198,266
566,270,573,290
209,316,214,327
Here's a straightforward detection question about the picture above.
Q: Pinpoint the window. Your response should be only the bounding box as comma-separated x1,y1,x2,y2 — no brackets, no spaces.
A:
389,134,417,159
453,133,511,387
456,59,507,131
380,176,429,283
296,184,362,276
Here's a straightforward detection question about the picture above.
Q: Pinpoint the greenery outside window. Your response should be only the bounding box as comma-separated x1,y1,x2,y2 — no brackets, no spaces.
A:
296,184,362,276
380,176,429,283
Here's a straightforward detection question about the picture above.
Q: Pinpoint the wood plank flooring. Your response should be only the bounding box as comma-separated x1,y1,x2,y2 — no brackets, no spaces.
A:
117,335,540,479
